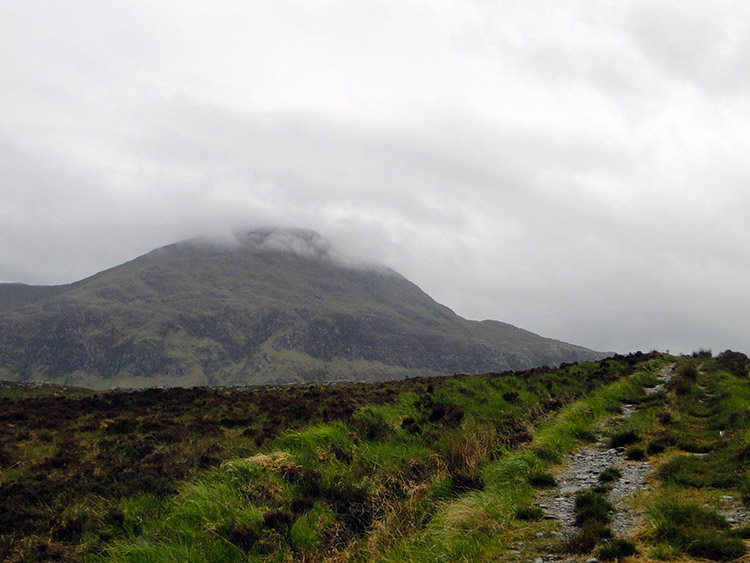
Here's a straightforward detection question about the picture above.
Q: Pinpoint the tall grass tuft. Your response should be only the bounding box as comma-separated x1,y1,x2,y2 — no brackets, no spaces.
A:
647,497,745,561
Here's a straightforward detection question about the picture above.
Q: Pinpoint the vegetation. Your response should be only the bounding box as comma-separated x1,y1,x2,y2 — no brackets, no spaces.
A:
527,471,557,488
598,466,622,483
598,538,637,560
0,352,656,562
647,498,744,560
0,231,605,388
5,349,750,561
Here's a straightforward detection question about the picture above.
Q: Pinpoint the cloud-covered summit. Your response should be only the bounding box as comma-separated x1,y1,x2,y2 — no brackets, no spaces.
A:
239,228,331,260
2,1,750,355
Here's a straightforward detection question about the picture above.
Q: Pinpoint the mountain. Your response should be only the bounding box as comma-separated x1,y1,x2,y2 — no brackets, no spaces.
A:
0,229,606,388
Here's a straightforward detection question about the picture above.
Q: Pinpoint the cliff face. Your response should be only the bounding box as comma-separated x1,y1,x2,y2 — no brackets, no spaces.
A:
0,230,606,388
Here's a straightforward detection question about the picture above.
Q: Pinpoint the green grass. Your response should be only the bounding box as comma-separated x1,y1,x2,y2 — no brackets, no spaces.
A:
574,489,613,527
527,471,556,488
1,351,683,562
608,429,640,448
598,467,622,483
598,538,637,560
630,354,750,561
647,497,744,561
514,506,544,521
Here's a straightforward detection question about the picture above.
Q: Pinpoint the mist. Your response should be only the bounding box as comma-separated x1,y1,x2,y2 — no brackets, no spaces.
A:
3,1,750,355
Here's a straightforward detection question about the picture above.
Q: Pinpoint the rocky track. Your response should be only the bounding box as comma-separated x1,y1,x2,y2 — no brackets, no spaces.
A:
538,365,674,540
505,365,677,562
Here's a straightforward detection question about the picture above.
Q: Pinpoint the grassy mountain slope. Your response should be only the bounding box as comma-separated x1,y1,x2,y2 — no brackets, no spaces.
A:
0,229,604,388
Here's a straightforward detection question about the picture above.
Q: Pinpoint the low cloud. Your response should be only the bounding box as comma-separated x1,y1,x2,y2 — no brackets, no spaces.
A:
2,1,750,355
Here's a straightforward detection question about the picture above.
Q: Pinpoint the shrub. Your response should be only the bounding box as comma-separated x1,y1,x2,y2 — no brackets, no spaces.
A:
717,350,750,378
533,446,561,464
625,447,646,461
263,510,294,533
573,428,598,443
609,430,640,448
598,538,637,560
565,521,612,554
400,417,421,435
657,411,673,425
730,526,750,539
502,391,519,404
528,471,556,488
574,489,613,527
450,472,483,493
648,498,745,560
646,441,666,455
677,362,699,381
599,467,622,483
227,524,260,552
514,506,544,521
445,404,465,425
672,377,693,396
565,525,600,554
352,408,391,441
428,403,446,422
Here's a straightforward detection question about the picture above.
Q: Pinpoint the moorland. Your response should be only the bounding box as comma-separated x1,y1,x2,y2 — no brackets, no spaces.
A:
3,350,750,562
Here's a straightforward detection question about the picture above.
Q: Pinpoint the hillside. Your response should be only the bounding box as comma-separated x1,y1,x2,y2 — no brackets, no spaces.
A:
0,229,604,388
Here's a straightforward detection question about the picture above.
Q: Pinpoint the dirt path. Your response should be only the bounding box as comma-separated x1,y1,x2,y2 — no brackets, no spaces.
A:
503,365,675,562
537,365,674,542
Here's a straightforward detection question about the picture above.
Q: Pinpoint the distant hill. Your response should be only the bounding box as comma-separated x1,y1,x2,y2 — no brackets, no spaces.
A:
0,229,606,388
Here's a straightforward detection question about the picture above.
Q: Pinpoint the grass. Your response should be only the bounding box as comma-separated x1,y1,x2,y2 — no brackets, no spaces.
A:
0,351,700,562
514,506,544,521
573,489,613,527
598,467,622,483
527,471,556,488
647,497,744,561
598,538,637,560
625,447,646,461
629,352,750,561
608,429,640,448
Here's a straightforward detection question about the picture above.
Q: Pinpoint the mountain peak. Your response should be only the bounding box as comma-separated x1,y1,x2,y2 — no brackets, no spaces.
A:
236,228,331,259
0,231,606,388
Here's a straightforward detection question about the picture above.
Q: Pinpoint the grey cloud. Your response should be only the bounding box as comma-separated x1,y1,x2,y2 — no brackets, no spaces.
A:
2,1,750,357
624,1,750,95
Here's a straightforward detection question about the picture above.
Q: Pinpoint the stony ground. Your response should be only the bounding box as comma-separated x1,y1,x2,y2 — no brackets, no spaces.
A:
505,365,675,563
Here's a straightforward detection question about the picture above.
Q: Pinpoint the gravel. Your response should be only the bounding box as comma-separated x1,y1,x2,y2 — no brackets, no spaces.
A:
537,365,674,539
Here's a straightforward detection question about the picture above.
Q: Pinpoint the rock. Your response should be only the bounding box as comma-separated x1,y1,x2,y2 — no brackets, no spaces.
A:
536,532,545,538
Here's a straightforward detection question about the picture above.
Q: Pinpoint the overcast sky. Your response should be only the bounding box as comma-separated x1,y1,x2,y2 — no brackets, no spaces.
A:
2,1,750,355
